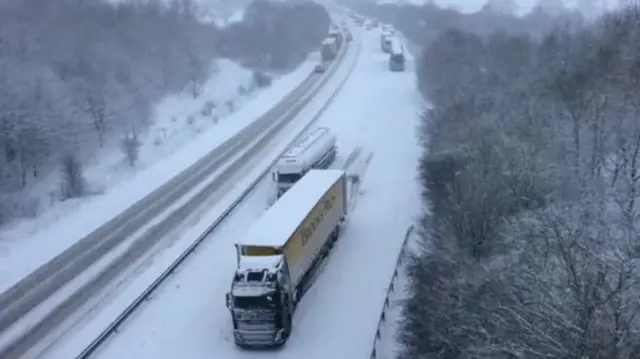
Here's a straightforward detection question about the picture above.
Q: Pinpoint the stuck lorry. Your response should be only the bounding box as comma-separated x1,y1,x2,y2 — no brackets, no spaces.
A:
226,169,348,348
321,37,338,62
273,126,337,198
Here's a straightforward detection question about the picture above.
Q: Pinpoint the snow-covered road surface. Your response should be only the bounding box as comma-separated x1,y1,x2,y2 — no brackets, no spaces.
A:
81,27,422,359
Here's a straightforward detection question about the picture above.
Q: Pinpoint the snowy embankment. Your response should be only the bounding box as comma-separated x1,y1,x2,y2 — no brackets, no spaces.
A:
0,56,316,293
84,26,422,359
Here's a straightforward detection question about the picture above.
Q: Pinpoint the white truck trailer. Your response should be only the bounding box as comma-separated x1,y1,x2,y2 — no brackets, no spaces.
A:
226,169,348,348
381,31,392,53
273,127,336,198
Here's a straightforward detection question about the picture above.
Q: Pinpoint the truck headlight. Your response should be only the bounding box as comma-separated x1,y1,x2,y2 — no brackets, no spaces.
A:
274,329,284,343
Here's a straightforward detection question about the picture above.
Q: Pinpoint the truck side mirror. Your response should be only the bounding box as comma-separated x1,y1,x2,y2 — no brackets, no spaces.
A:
272,172,276,182
225,293,232,309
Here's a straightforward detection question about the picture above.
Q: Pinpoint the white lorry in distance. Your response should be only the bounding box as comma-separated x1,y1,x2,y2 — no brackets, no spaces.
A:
389,39,406,72
320,37,338,62
273,126,337,198
226,169,348,348
381,31,392,53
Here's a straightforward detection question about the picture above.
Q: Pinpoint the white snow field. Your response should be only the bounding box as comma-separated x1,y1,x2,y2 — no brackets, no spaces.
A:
79,28,422,359
0,58,316,293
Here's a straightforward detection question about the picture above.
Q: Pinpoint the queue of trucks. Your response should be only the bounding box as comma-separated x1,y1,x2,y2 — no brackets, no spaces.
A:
381,29,406,72
225,127,346,348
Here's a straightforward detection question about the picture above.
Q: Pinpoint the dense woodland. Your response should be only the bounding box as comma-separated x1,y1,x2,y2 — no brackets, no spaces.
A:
372,1,640,358
0,0,329,224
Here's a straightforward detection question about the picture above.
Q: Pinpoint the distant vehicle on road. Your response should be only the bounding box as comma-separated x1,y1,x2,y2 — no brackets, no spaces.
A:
320,37,338,61
389,40,406,72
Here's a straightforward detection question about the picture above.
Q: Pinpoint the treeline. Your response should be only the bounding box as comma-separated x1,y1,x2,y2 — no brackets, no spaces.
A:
224,0,330,69
353,0,583,49
399,3,640,359
0,0,329,223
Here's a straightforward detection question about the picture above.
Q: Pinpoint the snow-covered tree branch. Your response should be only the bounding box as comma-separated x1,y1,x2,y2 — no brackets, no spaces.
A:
396,2,640,359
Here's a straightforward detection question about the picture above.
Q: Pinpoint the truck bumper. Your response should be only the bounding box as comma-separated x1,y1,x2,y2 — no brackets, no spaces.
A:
233,328,285,348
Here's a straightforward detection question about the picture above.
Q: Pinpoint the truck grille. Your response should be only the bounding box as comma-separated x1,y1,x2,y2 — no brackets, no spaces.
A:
234,311,279,346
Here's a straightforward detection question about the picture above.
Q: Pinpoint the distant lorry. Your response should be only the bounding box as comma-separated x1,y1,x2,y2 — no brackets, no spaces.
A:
226,169,348,348
328,30,344,49
273,127,337,198
381,32,392,53
321,37,338,61
389,40,406,72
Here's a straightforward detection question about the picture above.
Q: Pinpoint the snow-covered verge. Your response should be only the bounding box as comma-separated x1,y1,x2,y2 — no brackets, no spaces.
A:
0,56,317,293
369,225,415,359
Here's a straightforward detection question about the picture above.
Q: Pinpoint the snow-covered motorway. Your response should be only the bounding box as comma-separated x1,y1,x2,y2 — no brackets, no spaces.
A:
62,27,423,359
0,35,354,359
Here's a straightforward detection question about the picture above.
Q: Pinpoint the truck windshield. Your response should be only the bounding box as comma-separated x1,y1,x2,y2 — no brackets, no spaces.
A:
234,294,277,310
278,173,302,184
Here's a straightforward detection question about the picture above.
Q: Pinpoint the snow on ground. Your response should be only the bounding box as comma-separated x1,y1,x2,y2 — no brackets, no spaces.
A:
374,228,421,359
0,57,316,293
41,38,358,359
375,259,410,359
85,27,422,359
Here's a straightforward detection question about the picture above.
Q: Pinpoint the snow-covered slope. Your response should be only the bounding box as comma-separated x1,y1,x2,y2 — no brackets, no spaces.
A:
0,58,316,293
79,27,422,359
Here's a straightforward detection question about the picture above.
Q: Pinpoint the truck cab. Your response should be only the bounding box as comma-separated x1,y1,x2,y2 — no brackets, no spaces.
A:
226,253,294,348
273,127,336,198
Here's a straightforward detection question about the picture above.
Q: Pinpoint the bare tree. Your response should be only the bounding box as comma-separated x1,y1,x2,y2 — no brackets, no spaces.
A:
60,153,85,200
121,127,141,167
